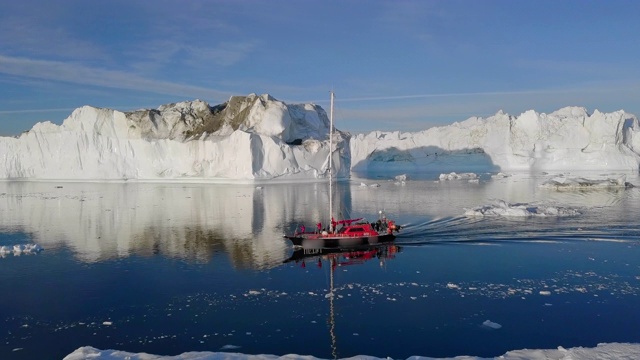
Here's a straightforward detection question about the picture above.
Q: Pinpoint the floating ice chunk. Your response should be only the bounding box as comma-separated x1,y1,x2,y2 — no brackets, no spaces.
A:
491,172,511,178
24,244,43,252
360,182,368,187
220,344,241,350
464,200,580,217
539,290,552,296
0,243,43,257
446,283,459,289
482,320,502,329
369,183,380,187
102,321,112,326
394,174,407,181
439,172,478,181
540,175,632,190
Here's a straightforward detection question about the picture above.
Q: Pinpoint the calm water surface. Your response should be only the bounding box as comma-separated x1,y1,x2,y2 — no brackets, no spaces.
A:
1,172,639,359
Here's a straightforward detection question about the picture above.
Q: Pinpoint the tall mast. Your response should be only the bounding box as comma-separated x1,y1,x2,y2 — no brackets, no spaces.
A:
329,91,334,228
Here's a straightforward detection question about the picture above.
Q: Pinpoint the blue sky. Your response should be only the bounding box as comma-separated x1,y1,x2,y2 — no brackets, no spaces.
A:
1,0,639,136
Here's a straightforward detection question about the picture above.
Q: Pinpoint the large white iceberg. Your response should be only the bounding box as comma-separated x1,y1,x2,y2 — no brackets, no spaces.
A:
64,342,640,360
0,94,349,181
351,107,640,173
1,95,640,181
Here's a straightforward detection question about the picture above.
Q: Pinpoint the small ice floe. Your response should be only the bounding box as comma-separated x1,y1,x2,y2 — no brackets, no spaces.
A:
102,321,113,326
446,283,460,289
1,243,43,257
540,175,633,190
395,174,407,181
360,182,368,187
464,200,580,217
255,186,263,190
220,344,241,350
482,320,502,329
539,290,552,296
491,172,511,179
439,172,478,181
369,183,380,187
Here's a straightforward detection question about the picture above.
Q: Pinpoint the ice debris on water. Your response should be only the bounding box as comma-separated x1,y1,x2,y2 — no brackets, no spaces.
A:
220,345,241,350
464,199,580,217
482,320,502,329
439,172,478,181
540,175,633,190
0,243,43,257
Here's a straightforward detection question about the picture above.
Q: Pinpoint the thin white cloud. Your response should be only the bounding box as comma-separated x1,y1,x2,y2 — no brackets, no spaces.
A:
0,14,107,61
184,42,256,67
0,54,233,101
0,108,77,114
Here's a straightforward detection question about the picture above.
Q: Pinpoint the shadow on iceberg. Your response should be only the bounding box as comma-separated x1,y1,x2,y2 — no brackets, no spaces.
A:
351,145,500,177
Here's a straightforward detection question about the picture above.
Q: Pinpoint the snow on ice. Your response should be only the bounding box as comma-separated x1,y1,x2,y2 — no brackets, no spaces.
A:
64,343,640,360
1,95,640,180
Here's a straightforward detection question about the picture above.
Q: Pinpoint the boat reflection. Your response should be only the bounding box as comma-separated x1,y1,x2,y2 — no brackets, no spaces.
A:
284,242,400,360
284,242,401,266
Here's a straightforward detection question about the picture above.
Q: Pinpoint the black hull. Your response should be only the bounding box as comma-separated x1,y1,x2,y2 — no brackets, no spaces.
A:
284,233,396,248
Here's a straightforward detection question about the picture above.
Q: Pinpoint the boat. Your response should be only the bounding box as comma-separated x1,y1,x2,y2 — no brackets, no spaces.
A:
283,91,401,248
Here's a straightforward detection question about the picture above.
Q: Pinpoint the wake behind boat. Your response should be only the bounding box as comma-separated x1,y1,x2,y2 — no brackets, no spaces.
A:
284,91,401,248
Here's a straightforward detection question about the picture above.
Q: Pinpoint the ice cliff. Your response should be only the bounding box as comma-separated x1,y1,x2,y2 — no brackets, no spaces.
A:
1,95,639,181
351,107,640,173
0,94,350,180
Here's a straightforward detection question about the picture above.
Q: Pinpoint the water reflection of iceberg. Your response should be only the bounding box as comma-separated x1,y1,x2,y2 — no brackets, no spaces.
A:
0,181,355,269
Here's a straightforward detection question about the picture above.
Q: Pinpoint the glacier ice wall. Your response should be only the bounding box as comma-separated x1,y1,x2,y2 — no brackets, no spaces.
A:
350,106,640,173
1,94,640,181
0,94,350,181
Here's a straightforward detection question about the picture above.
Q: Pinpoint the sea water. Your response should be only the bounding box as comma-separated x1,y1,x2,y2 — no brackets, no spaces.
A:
0,171,639,359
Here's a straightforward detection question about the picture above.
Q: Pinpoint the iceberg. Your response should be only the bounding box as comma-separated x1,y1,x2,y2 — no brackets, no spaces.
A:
0,94,350,181
351,107,640,173
2,95,640,181
64,343,640,360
